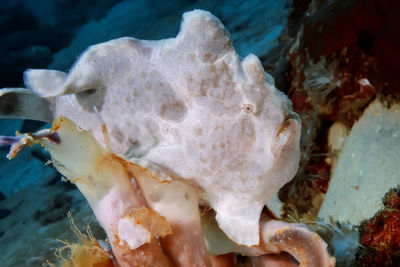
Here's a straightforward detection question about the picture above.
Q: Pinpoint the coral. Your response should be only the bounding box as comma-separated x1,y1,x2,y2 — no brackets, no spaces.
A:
316,218,360,266
47,212,114,267
288,46,376,126
302,0,400,101
356,188,400,266
281,0,399,223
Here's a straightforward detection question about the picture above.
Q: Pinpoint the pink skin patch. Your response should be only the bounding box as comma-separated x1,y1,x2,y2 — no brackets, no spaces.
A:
94,188,138,244
117,217,150,249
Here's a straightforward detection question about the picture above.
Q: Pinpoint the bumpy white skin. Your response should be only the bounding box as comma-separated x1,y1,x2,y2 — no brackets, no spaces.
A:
23,10,301,246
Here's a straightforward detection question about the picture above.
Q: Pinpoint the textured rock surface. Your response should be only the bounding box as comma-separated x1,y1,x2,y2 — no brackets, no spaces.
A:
319,100,400,224
21,10,301,246
0,174,102,266
48,0,291,70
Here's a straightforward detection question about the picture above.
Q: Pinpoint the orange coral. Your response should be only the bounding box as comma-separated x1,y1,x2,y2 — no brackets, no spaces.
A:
49,213,115,267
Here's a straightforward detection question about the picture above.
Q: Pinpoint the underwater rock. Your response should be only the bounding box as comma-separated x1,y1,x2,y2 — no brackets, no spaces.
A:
0,208,11,219
0,173,99,266
49,0,291,70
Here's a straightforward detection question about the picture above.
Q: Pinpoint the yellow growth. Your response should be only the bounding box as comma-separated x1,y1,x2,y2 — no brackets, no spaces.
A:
45,212,114,267
127,206,172,238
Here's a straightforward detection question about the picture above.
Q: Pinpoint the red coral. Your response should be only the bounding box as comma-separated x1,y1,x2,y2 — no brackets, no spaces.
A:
303,0,400,100
357,189,400,266
362,211,400,249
